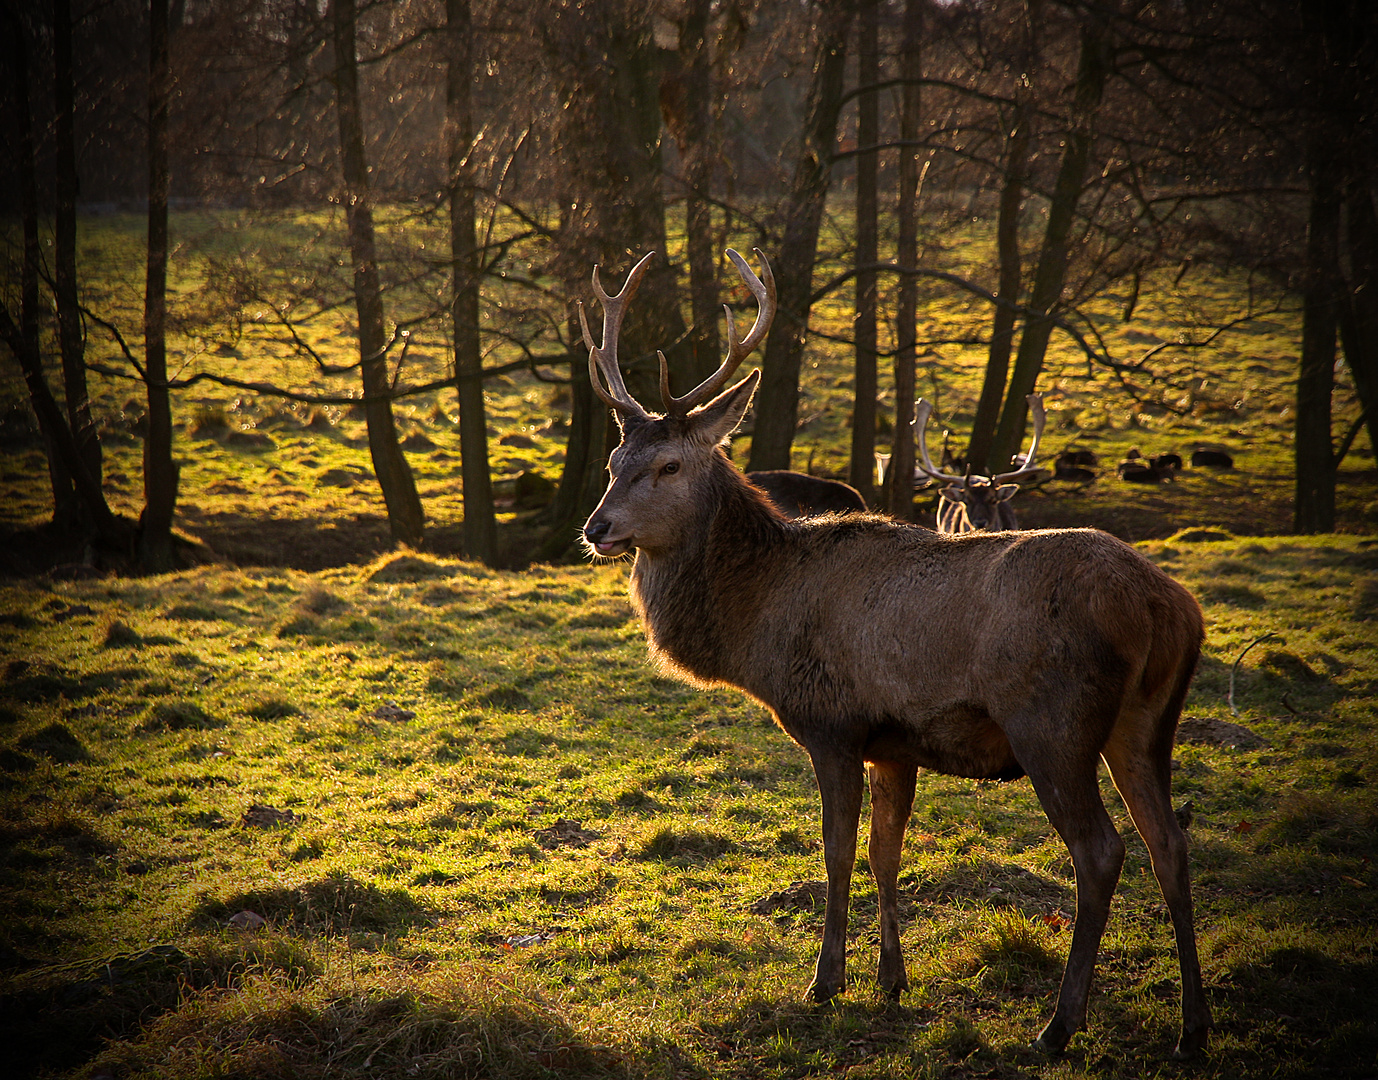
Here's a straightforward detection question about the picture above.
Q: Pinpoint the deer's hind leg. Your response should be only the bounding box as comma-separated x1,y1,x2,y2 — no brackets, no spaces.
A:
868,759,918,996
1102,716,1211,1058
1005,718,1125,1054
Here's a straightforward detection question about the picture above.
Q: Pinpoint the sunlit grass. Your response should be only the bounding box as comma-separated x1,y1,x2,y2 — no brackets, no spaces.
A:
1,536,1375,1078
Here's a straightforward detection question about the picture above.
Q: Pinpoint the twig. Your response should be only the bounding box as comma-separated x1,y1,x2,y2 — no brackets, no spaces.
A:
1229,632,1279,717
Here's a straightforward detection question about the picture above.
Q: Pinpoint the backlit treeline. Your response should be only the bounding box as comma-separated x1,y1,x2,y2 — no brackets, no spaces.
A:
1,0,1374,567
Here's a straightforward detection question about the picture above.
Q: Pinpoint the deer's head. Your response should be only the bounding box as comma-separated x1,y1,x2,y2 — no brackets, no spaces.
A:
581,249,776,558
916,395,1046,533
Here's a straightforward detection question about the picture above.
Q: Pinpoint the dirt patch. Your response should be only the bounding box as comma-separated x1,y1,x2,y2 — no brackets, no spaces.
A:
1176,716,1268,749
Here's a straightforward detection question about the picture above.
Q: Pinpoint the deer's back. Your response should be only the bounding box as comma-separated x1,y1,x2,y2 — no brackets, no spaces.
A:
641,520,1200,753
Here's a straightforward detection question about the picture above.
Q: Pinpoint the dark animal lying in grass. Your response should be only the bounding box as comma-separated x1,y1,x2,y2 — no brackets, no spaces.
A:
1118,449,1183,484
1191,448,1234,468
1055,448,1098,482
746,470,866,518
578,248,1212,1058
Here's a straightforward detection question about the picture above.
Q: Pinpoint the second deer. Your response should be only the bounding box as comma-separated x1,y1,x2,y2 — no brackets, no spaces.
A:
914,397,1047,532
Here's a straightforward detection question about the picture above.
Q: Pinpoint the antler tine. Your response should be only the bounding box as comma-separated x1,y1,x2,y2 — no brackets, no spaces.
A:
995,392,1047,482
664,248,775,416
914,399,966,484
583,251,656,420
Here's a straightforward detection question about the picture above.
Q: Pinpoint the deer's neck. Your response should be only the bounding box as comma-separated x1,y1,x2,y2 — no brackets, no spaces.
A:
630,465,787,688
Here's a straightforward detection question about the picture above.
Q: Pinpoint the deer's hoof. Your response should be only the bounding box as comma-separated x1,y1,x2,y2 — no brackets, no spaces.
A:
807,979,844,1004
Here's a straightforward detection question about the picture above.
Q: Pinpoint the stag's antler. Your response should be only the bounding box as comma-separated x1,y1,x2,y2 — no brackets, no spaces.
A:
914,393,1047,486
661,248,775,417
994,394,1046,483
579,251,656,421
914,400,965,485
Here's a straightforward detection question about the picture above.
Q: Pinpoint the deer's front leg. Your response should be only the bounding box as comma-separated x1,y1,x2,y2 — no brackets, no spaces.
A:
807,748,865,1003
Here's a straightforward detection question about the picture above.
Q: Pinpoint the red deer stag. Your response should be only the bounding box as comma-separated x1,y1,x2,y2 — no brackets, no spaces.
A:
579,249,1210,1058
914,396,1047,532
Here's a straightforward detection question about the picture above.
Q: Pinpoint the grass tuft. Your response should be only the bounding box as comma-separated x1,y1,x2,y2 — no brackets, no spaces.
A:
245,697,305,721
101,618,144,647
636,826,736,863
139,700,222,731
17,722,93,763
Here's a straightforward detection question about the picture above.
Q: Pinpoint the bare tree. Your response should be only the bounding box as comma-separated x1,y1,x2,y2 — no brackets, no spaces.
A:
446,0,497,565
137,0,180,570
985,9,1110,472
884,0,924,520
848,0,879,507
330,0,425,548
966,0,1037,472
53,0,103,512
662,0,723,391
748,0,855,473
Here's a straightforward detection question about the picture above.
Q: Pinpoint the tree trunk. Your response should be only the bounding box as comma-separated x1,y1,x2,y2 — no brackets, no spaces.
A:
0,308,125,548
675,0,721,390
138,0,179,572
446,0,497,565
544,3,683,553
331,0,425,548
1341,174,1378,460
848,0,878,507
885,0,922,519
53,0,103,501
967,0,1037,472
747,0,854,473
2,11,78,524
1294,129,1341,533
988,14,1109,471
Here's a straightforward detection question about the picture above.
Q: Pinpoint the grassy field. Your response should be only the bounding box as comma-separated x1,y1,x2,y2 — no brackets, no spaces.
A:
1,536,1376,1079
1,209,1377,1078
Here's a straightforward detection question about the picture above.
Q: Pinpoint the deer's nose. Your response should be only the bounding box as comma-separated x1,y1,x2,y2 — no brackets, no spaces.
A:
583,519,611,544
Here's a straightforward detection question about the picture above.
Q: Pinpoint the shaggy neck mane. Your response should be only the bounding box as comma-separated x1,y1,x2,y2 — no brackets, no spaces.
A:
631,449,788,686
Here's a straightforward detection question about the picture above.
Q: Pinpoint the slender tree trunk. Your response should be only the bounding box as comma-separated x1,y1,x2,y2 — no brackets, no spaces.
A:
988,14,1109,471
747,0,854,472
1341,175,1378,459
1295,129,1341,533
138,0,179,571
544,4,682,553
967,0,1037,471
2,11,77,524
331,0,424,548
446,0,496,565
677,0,721,390
53,0,102,497
885,0,923,519
848,0,878,506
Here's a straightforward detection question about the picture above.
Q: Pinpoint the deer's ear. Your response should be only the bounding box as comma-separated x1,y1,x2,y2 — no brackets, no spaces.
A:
994,483,1020,503
690,369,759,446
614,409,651,438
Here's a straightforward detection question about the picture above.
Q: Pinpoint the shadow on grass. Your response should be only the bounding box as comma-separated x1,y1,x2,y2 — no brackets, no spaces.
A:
4,946,684,1080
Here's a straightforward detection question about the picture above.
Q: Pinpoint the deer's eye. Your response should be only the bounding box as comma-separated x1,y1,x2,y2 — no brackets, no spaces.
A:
661,461,680,476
